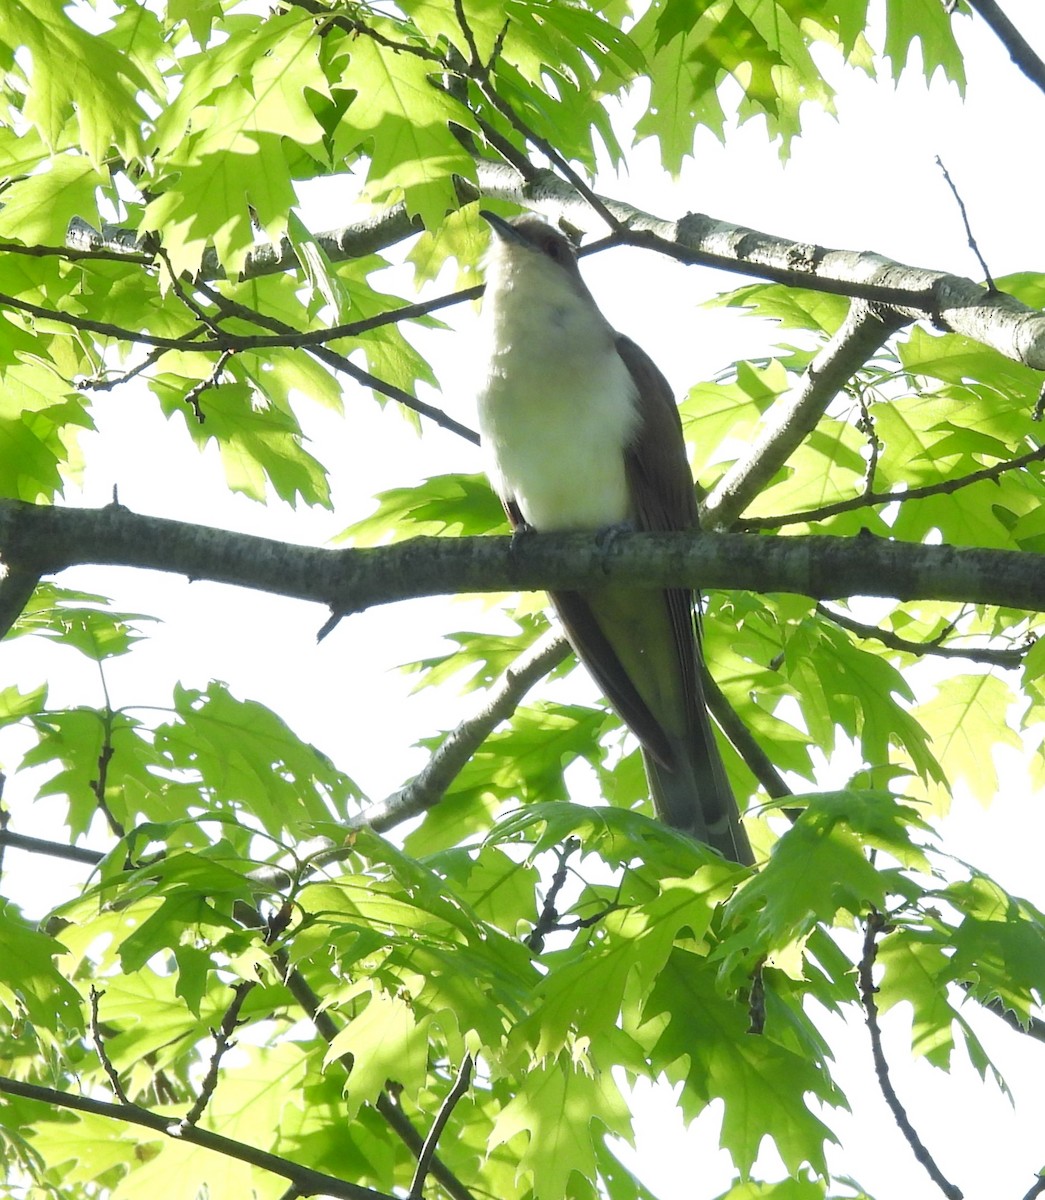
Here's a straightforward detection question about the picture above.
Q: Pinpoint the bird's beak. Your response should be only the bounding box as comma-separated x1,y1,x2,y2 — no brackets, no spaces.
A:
480,210,525,245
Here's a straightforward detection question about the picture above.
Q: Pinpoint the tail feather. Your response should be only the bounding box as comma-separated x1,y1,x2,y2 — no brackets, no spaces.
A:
643,734,753,865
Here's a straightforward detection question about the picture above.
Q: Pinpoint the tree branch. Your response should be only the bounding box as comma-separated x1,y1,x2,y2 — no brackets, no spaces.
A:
357,630,570,831
742,441,1045,531
408,1054,474,1200
60,161,1045,373
701,669,792,800
0,564,42,639
1022,1175,1045,1200
969,984,1045,1044
858,912,964,1200
965,0,1045,97
701,302,904,528
475,163,1045,370
0,829,105,865
66,208,425,283
180,980,256,1128
192,279,480,445
90,986,132,1105
275,957,478,1200
0,1075,399,1200
816,603,1029,669
3,501,1044,616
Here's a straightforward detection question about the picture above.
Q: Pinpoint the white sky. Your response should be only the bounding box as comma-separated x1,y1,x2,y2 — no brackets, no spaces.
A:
2,3,1045,1199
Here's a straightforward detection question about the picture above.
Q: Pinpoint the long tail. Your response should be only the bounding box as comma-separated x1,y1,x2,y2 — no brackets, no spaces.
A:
643,720,753,865
550,586,753,865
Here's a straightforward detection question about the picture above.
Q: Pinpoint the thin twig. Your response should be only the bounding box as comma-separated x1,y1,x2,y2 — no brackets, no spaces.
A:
747,961,766,1035
740,441,1045,531
78,345,172,392
526,839,578,953
193,279,480,445
0,780,7,886
959,981,1045,1044
855,386,881,496
451,0,620,233
817,602,1030,668
91,702,126,840
409,1054,474,1200
90,987,132,1105
156,245,228,333
859,911,964,1200
284,0,443,61
179,979,256,1128
0,830,105,865
935,157,995,291
182,348,234,424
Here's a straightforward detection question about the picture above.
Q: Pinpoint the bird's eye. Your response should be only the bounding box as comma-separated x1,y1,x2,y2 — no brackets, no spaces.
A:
544,238,562,261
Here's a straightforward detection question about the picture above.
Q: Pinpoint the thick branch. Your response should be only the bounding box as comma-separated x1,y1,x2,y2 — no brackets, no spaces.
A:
0,565,42,640
2,502,1044,616
475,164,1045,371
60,162,1045,373
0,1075,397,1200
66,208,424,283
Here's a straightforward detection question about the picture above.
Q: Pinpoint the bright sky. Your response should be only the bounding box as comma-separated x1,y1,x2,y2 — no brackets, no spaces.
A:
2,3,1045,1199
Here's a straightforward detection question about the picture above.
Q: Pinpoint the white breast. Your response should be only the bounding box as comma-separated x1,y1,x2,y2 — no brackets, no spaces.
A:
476,250,639,532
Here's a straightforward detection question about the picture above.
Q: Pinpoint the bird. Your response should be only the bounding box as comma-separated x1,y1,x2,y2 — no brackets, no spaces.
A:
475,210,753,865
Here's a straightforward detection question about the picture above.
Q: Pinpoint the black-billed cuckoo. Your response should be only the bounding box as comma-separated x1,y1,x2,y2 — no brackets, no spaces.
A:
476,212,752,865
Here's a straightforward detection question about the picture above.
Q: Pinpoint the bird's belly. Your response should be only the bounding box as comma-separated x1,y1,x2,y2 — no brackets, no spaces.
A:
479,348,639,532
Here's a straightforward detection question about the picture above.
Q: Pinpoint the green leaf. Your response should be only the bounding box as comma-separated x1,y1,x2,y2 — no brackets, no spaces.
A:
153,372,332,507
635,947,841,1176
0,154,106,245
883,0,967,87
516,863,731,1059
489,1051,632,1200
0,899,83,1031
876,930,958,1067
155,682,358,836
11,582,157,659
0,680,48,722
0,0,150,162
325,987,434,1117
946,874,1045,1026
286,210,352,320
719,790,929,971
339,473,507,544
340,34,477,228
911,674,1023,806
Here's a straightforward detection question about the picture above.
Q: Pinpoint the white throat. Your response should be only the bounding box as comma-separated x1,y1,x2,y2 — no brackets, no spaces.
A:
476,245,639,531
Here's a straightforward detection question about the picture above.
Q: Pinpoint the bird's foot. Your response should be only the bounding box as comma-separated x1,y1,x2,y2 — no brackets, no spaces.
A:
509,519,535,552
594,520,634,550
